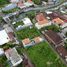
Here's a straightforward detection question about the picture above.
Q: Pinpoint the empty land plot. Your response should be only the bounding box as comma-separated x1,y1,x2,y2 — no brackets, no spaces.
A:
27,42,66,67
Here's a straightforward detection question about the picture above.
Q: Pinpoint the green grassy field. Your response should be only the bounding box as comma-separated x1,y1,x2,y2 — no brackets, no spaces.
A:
16,27,41,40
27,42,66,67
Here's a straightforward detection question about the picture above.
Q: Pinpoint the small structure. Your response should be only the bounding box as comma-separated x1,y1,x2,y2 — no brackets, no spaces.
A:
42,30,64,47
0,30,10,45
5,48,23,67
33,36,43,44
45,10,52,14
35,13,51,29
0,48,4,56
52,18,64,25
22,38,34,47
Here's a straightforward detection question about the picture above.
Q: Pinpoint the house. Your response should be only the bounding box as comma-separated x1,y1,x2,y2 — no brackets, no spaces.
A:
0,48,4,56
47,12,67,21
47,12,64,20
0,29,10,45
18,1,34,9
10,0,20,3
3,24,15,41
16,18,32,30
35,13,51,29
2,3,17,11
8,32,15,41
56,45,67,61
22,17,32,26
52,18,64,25
22,38,34,47
33,36,43,43
17,1,25,9
47,12,59,20
17,0,33,9
28,0,32,2
42,30,64,47
5,48,23,67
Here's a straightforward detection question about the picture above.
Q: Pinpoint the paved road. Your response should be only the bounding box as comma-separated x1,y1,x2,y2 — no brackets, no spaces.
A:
22,1,66,12
4,1,66,18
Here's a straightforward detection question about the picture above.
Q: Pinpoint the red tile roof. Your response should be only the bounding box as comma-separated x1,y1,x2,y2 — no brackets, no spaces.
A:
22,38,31,45
36,13,48,25
33,37,42,43
52,18,64,24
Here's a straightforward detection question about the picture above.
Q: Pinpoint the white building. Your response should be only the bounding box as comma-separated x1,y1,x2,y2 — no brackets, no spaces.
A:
0,30,10,45
35,22,52,29
5,48,23,67
16,17,32,30
22,17,32,25
0,48,4,56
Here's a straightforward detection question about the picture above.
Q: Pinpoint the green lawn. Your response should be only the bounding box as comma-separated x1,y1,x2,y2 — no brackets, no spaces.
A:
16,27,41,40
13,21,24,28
27,42,66,67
